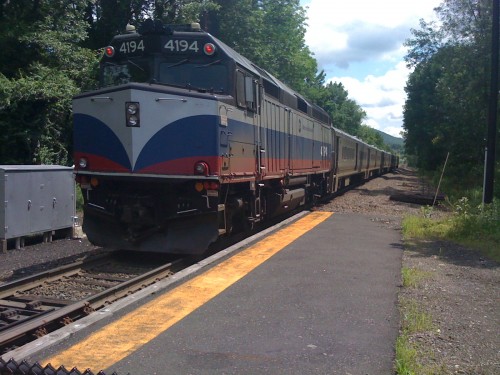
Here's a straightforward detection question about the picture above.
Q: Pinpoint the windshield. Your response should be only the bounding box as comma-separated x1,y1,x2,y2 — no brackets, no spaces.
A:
159,62,228,93
100,58,229,94
101,58,151,87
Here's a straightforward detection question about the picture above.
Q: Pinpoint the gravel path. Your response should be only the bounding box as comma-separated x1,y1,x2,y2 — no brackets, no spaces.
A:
1,169,498,374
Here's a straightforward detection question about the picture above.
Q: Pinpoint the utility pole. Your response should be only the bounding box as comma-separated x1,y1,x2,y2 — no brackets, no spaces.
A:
484,0,499,204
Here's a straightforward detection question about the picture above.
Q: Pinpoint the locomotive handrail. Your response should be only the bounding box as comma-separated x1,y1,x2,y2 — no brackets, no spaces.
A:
155,97,187,102
90,97,113,101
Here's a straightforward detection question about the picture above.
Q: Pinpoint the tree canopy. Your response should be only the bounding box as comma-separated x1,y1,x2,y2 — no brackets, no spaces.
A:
403,0,498,193
0,0,384,166
0,0,97,165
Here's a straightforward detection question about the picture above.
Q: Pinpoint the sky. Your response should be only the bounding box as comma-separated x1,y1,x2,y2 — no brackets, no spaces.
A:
300,0,442,138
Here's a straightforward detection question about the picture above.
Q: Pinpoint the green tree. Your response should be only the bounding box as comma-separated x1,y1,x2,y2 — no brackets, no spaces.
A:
403,49,448,170
358,125,386,150
83,0,139,50
403,0,495,187
0,0,98,165
84,1,219,50
258,0,318,93
316,82,366,135
205,0,265,63
208,0,318,95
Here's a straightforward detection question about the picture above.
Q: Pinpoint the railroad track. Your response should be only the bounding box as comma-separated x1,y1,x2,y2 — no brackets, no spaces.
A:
0,252,189,355
0,203,330,358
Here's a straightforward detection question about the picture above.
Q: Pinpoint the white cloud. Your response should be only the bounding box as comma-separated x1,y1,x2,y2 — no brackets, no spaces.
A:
329,62,410,138
302,0,441,137
305,0,440,69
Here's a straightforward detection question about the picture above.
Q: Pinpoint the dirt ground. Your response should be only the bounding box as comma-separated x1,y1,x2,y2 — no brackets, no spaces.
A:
0,169,498,374
319,169,499,375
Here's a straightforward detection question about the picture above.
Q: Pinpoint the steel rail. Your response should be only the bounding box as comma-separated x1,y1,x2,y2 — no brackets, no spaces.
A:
0,253,111,298
0,257,186,354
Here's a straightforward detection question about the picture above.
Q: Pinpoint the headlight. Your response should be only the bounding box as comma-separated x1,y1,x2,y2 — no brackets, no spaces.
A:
78,157,88,169
126,102,140,127
128,115,139,126
127,103,138,114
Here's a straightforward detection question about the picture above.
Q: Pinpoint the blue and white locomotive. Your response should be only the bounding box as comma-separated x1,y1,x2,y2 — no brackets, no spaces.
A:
73,20,397,254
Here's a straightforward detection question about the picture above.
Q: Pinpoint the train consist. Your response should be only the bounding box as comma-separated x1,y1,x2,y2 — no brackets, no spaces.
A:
73,20,398,254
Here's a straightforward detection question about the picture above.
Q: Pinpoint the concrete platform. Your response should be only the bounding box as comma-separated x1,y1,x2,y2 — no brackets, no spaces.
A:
18,211,403,374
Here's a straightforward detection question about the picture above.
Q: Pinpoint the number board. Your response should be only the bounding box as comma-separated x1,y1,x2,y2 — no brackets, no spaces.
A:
112,37,207,57
162,38,201,54
115,39,146,57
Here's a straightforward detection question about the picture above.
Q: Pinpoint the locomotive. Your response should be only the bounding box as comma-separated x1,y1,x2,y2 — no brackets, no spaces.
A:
73,20,397,254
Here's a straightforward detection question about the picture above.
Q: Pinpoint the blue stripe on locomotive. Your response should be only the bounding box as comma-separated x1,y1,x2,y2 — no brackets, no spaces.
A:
135,115,218,171
226,118,327,166
75,111,326,173
74,114,132,170
74,113,219,172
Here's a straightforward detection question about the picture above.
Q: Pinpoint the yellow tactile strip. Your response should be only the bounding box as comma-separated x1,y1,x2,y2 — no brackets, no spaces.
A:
44,211,332,371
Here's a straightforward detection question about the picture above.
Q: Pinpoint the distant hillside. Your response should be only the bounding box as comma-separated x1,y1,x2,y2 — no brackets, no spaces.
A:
376,130,404,153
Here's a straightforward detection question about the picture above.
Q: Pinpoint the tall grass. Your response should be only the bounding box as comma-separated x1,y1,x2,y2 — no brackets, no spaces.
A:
397,173,499,374
395,334,420,375
402,198,500,262
401,267,432,288
396,296,436,374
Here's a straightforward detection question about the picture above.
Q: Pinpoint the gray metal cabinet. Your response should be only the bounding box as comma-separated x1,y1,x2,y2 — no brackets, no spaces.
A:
0,165,75,246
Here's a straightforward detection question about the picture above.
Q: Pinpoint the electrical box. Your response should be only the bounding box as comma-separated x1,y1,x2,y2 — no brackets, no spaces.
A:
0,165,75,249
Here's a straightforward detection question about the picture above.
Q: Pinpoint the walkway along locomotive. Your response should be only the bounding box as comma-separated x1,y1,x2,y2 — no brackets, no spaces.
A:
73,20,398,254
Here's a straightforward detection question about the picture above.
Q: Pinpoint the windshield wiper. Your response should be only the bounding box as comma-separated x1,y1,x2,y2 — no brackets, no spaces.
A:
154,81,225,94
186,83,208,92
165,59,189,69
194,59,222,68
127,59,145,71
155,82,186,89
185,84,225,94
